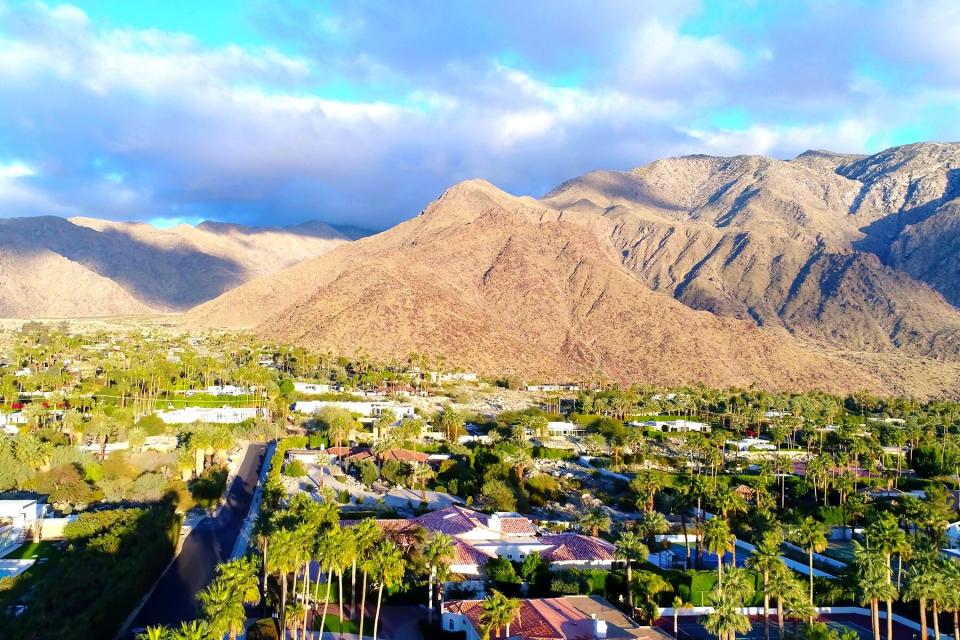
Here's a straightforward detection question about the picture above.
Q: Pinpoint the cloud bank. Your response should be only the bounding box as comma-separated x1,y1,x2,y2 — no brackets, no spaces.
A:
0,1,958,228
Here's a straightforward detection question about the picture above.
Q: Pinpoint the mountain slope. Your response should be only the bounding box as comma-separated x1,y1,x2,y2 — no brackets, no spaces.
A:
190,180,932,394
541,143,960,360
0,216,348,317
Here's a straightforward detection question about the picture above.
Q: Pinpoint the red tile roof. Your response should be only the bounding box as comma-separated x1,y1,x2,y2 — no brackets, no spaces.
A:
450,539,497,566
414,506,535,537
378,448,430,463
539,534,616,563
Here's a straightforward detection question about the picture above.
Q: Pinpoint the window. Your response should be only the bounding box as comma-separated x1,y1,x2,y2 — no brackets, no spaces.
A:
449,620,454,631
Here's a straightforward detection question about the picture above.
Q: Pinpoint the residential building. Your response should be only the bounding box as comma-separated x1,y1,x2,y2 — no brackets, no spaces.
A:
636,419,710,433
545,421,588,438
155,406,264,424
524,383,581,392
292,381,333,395
443,595,670,640
342,505,614,576
293,400,416,421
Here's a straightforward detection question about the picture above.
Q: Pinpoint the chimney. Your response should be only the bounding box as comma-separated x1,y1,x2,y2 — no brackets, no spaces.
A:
593,615,607,639
488,513,501,532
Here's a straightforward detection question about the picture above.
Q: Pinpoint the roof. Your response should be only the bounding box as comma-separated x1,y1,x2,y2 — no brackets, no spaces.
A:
414,506,535,537
378,448,429,463
447,596,665,640
450,539,497,566
539,534,616,563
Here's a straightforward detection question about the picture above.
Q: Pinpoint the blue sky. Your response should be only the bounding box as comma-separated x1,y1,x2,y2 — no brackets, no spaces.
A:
0,1,959,229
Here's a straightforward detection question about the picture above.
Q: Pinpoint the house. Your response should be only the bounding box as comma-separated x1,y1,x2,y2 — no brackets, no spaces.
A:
342,506,614,575
636,419,710,433
544,421,588,438
443,595,670,640
293,400,416,421
0,499,47,550
524,383,581,393
728,437,777,452
155,406,264,424
428,371,479,383
292,381,333,395
184,385,253,397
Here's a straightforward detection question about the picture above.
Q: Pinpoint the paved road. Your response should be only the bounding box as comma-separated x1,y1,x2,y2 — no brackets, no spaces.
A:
124,443,267,637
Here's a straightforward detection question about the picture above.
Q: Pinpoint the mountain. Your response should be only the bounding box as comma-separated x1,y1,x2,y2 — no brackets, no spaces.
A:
187,176,960,396
541,142,960,360
0,216,348,317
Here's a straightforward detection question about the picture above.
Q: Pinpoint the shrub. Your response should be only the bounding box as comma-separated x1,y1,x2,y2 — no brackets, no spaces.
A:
481,479,517,511
247,618,280,640
284,459,307,478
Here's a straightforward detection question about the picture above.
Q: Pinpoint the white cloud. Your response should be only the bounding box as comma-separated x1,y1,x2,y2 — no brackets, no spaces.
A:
0,161,34,179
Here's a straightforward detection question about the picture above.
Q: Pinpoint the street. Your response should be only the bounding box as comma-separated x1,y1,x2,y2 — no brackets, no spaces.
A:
124,443,267,637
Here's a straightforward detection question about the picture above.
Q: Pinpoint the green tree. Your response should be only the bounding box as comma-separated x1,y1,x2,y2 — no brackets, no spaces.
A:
704,590,751,640
746,529,786,640
423,533,454,621
479,589,521,640
790,517,827,605
703,517,734,587
615,530,648,610
578,507,612,537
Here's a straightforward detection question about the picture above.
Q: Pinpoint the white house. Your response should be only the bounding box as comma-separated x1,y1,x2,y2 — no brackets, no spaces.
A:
293,400,416,421
184,385,253,397
636,419,710,433
292,381,333,395
546,421,588,437
0,499,47,550
156,406,264,424
728,437,777,452
428,371,479,383
524,383,580,393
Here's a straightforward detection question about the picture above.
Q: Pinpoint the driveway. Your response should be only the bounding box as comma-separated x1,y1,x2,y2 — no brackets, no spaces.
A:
123,443,267,637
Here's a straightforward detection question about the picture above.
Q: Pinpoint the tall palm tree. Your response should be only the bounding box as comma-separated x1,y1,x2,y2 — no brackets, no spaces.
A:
905,557,947,640
940,560,960,640
336,528,358,640
704,590,751,640
423,532,455,622
615,530,648,610
316,528,342,636
767,568,803,640
479,590,522,640
266,527,300,633
372,541,406,640
703,517,734,588
746,529,786,640
789,517,826,606
638,511,670,548
352,519,383,624
865,515,905,640
784,587,817,637
852,542,896,640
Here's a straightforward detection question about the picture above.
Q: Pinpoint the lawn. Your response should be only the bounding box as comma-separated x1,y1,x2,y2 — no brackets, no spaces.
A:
4,541,59,560
314,615,372,634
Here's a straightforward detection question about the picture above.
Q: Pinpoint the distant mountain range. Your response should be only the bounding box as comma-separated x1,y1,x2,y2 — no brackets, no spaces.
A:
8,141,960,395
186,142,960,396
0,216,348,317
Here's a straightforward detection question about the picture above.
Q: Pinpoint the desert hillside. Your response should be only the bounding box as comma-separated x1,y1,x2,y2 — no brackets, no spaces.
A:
0,216,348,317
186,177,960,396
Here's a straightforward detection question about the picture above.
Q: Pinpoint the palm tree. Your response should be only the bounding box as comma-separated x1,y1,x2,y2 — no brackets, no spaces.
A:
578,507,612,537
746,529,786,640
940,560,960,640
412,464,435,501
789,517,826,605
767,568,803,640
316,528,342,636
285,601,307,640
199,578,250,640
479,590,522,640
266,527,300,633
167,620,210,640
704,590,751,640
372,541,407,640
352,519,383,625
865,514,905,640
703,517,734,588
136,627,169,640
905,557,947,640
638,511,670,548
670,595,693,638
784,587,817,638
423,533,454,622
852,542,896,640
336,529,357,640
615,530,648,610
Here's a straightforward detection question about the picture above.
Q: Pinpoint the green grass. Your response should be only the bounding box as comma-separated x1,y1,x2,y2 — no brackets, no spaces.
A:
5,541,58,560
314,615,372,633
